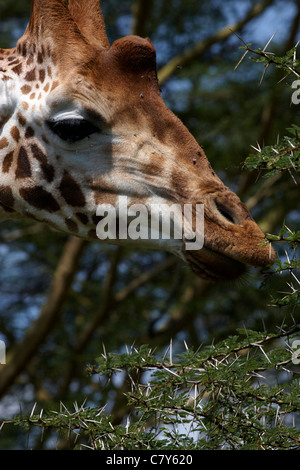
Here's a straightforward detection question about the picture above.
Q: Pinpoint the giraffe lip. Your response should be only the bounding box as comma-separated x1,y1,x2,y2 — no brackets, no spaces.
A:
185,246,246,281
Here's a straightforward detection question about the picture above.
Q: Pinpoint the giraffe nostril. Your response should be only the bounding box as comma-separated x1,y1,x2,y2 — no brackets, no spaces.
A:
215,201,236,225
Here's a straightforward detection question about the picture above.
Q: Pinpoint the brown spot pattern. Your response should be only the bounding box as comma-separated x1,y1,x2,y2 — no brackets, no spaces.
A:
92,214,104,226
59,171,86,207
10,126,20,142
17,113,26,126
21,85,31,94
76,212,89,225
37,52,43,64
39,69,46,83
0,185,14,211
65,219,78,232
26,55,34,66
0,137,9,149
12,63,22,75
50,80,59,91
2,151,14,173
31,143,55,182
25,127,34,139
24,68,36,81
16,146,31,179
19,186,60,212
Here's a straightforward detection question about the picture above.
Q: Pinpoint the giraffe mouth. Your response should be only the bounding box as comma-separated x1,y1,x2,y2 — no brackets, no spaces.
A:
184,247,246,282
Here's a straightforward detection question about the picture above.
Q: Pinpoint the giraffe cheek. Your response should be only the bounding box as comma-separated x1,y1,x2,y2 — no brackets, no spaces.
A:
15,146,32,179
30,143,55,183
19,186,60,213
58,171,86,207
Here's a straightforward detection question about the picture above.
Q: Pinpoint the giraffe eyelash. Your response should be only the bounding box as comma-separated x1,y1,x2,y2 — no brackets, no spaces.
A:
46,118,99,143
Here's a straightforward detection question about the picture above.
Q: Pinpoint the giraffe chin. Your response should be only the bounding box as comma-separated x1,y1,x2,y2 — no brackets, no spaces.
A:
184,248,247,282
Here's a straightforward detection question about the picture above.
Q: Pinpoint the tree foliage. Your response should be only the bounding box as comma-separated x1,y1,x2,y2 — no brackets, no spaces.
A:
12,326,300,450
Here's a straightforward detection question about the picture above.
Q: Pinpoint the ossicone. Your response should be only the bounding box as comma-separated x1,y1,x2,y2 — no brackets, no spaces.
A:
111,36,157,74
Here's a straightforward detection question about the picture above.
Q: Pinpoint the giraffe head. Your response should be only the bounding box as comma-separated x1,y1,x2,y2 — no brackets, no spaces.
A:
0,0,275,281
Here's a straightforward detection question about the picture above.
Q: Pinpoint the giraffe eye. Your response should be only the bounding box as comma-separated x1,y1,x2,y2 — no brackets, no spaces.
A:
46,118,99,143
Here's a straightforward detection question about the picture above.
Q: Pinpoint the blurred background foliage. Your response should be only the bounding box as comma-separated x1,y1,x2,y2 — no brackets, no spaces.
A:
0,0,299,449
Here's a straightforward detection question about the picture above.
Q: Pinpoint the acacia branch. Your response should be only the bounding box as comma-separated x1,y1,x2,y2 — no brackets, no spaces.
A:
158,0,275,85
0,236,86,397
238,3,300,196
57,253,178,398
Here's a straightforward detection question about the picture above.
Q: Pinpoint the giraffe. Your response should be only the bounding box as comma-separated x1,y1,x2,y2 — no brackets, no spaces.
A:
0,0,275,282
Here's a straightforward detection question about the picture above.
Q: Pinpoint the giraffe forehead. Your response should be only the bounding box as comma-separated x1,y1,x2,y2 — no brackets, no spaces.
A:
0,47,57,104
45,86,90,119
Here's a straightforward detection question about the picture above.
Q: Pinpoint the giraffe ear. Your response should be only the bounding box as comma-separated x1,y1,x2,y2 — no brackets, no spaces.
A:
68,0,110,49
17,0,89,56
